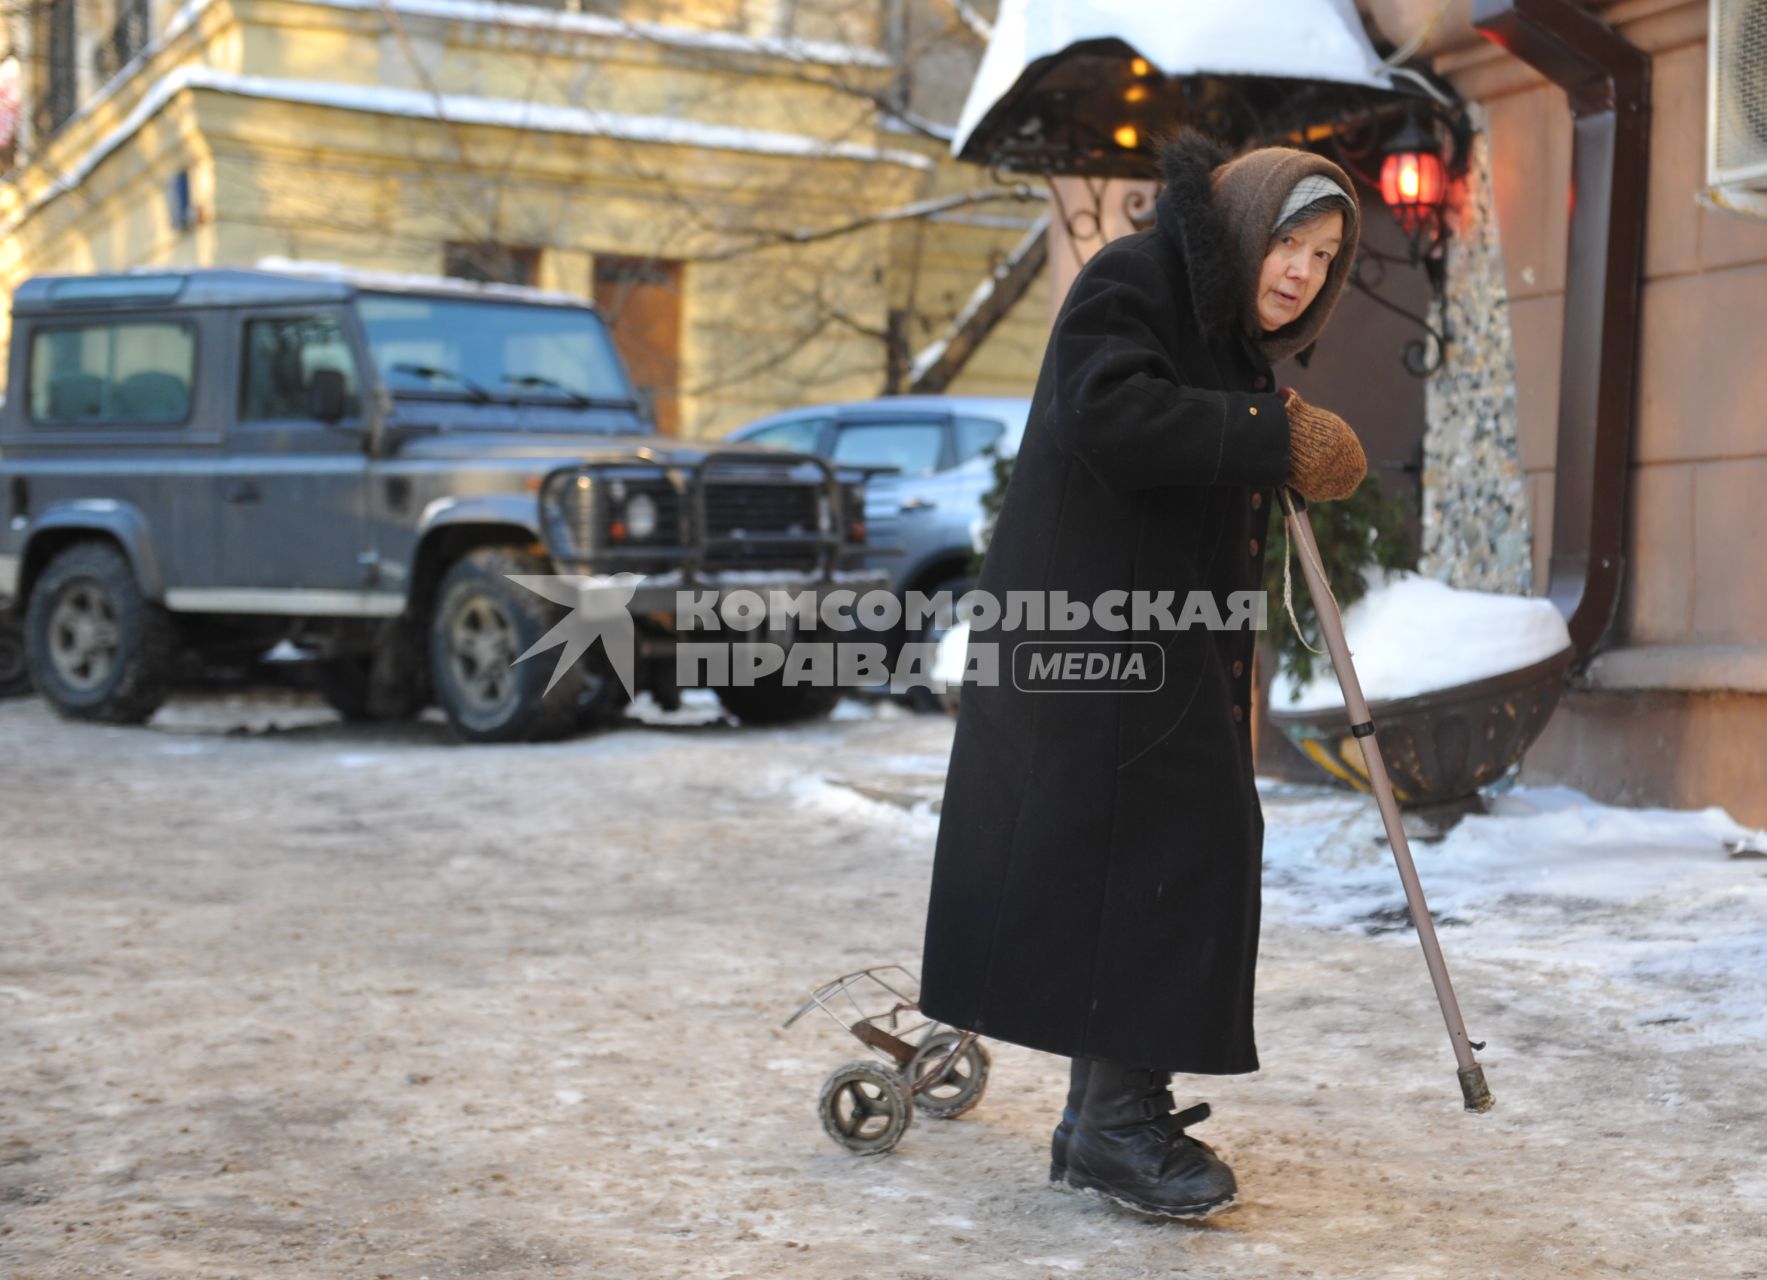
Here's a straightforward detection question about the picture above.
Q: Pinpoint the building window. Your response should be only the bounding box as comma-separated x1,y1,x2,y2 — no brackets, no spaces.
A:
444,241,541,287
95,0,153,83
35,0,79,138
29,321,196,425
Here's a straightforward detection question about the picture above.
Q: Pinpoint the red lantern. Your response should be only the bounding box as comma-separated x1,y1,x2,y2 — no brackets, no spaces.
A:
1379,119,1449,235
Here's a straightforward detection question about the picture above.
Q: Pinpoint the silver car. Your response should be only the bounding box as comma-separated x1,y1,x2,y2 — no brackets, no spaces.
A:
729,396,1031,636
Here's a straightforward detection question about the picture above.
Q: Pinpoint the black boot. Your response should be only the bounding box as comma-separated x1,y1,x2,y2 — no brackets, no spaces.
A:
1048,1057,1091,1185
1064,1061,1237,1219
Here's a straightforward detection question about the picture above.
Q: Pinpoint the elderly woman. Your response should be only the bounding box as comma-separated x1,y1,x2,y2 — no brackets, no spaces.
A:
918,130,1368,1219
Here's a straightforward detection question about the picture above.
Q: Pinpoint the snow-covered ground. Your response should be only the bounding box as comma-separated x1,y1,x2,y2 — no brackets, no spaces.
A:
1260,782,1767,1048
1,689,1763,1278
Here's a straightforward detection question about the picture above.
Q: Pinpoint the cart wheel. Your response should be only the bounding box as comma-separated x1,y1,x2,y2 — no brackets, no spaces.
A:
817,1060,914,1155
907,1030,991,1119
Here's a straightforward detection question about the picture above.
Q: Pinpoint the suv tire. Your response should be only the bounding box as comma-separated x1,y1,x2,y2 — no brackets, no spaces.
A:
712,637,843,725
429,546,584,743
26,541,174,723
0,613,30,698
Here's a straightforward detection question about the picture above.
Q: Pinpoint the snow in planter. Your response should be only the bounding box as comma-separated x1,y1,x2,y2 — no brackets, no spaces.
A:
1270,570,1571,711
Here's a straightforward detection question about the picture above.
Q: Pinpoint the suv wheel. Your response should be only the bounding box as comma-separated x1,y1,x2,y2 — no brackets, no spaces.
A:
429,547,584,743
26,541,174,723
712,635,843,726
0,613,30,698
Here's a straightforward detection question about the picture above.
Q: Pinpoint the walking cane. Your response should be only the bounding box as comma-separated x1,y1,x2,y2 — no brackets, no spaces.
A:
1277,487,1494,1113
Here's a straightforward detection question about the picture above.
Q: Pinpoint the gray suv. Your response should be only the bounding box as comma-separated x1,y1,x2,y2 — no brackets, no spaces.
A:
0,267,885,741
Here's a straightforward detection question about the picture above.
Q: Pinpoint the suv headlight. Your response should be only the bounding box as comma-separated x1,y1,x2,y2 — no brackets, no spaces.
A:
622,492,659,541
542,467,676,563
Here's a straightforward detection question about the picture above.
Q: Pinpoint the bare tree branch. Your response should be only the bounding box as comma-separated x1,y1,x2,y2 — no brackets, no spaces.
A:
910,210,1050,394
695,184,1041,263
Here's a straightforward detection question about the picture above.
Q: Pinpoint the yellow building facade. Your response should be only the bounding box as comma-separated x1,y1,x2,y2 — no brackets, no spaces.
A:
0,0,1046,436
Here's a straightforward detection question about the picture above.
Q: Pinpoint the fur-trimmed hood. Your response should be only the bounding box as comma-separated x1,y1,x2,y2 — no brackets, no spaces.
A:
1154,129,1360,365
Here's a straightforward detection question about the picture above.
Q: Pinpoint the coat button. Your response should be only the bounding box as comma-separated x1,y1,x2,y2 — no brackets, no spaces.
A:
1248,406,1259,416
1232,660,1245,678
1253,375,1269,389
1251,492,1263,509
1232,704,1245,722
1249,538,1261,556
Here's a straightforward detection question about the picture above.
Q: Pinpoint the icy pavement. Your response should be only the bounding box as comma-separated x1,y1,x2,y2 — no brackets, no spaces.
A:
2,691,1765,1279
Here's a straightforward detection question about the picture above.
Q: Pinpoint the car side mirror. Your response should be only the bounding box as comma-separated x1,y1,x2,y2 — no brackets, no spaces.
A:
307,368,348,423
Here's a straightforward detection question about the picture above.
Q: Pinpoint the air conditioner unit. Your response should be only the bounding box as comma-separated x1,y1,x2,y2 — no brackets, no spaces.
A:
1706,0,1767,220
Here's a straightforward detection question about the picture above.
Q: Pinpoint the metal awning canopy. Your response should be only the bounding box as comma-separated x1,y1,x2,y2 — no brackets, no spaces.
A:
954,0,1400,176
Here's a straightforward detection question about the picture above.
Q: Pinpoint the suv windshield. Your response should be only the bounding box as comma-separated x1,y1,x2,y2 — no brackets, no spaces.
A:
357,293,636,419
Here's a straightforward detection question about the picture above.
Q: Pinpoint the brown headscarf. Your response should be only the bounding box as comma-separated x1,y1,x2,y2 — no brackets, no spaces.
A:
1210,146,1361,365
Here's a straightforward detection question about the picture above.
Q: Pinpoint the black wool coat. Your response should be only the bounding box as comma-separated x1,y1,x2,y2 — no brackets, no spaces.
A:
918,133,1295,1074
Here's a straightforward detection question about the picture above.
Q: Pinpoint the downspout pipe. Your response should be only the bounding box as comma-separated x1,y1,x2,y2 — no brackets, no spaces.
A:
1470,0,1650,666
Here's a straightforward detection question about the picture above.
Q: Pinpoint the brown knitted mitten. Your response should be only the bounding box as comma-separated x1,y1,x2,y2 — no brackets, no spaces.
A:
1282,389,1367,503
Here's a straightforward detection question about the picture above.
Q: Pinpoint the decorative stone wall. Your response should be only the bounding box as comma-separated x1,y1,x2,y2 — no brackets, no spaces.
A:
1419,106,1534,595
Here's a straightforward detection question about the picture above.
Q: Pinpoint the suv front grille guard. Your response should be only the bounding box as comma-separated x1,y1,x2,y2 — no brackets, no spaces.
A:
541,451,889,582
689,451,840,579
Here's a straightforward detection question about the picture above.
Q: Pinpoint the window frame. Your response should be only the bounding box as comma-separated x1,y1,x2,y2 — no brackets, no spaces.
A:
25,316,202,431
235,308,366,428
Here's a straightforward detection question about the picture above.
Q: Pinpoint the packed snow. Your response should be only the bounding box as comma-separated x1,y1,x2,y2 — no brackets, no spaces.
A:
954,0,1393,156
1257,782,1767,1046
312,0,894,68
1270,571,1573,711
932,618,972,686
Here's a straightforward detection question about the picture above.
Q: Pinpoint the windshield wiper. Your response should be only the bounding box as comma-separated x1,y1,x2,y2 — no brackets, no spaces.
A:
501,373,594,408
503,373,640,411
391,362,493,403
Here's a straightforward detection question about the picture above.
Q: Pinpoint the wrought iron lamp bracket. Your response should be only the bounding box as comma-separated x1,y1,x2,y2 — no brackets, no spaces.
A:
1351,243,1452,377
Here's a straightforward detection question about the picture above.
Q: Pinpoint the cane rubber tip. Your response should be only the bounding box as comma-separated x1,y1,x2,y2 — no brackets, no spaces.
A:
1458,1064,1494,1113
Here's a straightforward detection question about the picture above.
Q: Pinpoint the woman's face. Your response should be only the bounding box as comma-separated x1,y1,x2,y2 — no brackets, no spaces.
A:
1256,209,1344,332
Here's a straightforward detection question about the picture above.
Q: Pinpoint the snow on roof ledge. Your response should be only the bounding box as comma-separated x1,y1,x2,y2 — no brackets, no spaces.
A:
253,257,592,307
953,0,1396,159
306,0,893,69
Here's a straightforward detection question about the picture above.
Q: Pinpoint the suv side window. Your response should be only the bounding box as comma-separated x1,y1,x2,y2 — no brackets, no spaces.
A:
747,418,828,454
953,416,1006,464
240,314,360,421
28,320,196,425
